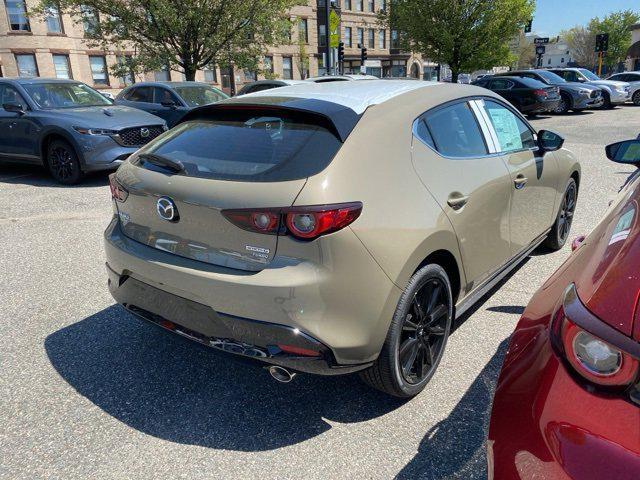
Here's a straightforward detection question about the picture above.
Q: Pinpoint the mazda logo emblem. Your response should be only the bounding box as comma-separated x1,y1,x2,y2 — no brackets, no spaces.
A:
140,127,150,138
157,197,178,222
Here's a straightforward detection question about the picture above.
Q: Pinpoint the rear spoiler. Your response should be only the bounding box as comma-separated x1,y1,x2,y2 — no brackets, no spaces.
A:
179,97,362,142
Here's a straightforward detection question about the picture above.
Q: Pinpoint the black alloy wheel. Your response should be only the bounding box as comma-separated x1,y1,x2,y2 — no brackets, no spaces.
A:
554,94,570,114
398,278,449,385
544,178,578,251
47,139,82,185
633,91,640,106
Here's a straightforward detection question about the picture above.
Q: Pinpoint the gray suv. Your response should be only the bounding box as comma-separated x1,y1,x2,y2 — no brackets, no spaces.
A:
0,78,166,184
549,68,631,108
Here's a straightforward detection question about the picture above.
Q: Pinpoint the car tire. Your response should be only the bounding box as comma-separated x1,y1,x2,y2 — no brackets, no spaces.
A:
633,91,640,106
602,92,613,109
554,93,571,114
47,139,83,185
360,264,453,398
544,177,578,251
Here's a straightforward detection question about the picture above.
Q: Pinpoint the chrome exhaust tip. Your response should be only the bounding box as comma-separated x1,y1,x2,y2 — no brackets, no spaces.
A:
268,365,296,383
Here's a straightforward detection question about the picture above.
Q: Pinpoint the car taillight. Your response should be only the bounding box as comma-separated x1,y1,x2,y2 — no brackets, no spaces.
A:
533,89,548,97
109,173,128,202
551,286,640,389
222,202,363,241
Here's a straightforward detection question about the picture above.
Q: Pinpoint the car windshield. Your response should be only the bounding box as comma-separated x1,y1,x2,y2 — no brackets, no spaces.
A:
536,70,566,84
579,69,600,81
173,86,228,108
22,83,112,109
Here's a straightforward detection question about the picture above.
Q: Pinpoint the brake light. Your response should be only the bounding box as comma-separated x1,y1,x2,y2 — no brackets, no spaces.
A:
551,289,640,388
222,202,363,240
533,89,548,97
109,173,128,202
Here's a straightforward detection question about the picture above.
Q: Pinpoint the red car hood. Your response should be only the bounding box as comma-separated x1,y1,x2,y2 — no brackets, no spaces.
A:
574,177,640,340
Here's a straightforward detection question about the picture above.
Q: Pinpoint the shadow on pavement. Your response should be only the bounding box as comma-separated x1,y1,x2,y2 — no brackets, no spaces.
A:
0,164,110,187
486,305,525,315
45,305,407,451
396,339,509,480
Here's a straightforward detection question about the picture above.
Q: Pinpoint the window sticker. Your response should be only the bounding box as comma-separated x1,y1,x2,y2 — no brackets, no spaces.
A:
487,108,523,152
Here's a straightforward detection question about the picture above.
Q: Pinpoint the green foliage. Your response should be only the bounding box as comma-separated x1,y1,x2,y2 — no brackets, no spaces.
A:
37,0,304,80
588,10,639,71
382,0,535,81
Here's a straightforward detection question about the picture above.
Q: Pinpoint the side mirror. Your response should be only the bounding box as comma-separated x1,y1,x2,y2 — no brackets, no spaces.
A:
3,102,25,115
161,101,177,109
538,130,564,151
606,139,640,165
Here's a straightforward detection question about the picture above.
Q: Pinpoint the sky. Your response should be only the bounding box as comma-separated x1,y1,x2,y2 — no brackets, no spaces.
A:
532,0,640,36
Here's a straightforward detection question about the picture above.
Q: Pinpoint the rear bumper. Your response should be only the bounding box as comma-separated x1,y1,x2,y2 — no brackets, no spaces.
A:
107,266,371,375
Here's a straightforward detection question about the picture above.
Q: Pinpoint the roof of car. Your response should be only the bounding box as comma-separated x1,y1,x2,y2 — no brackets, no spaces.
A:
234,79,440,114
123,81,216,89
4,77,80,85
306,74,379,82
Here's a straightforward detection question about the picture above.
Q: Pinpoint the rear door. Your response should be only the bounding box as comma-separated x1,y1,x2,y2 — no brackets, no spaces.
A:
0,84,39,161
114,107,344,272
118,86,154,114
411,100,513,286
476,98,559,254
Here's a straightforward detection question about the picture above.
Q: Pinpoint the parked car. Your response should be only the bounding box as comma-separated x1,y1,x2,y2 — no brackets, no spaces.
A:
0,78,166,184
305,74,379,82
115,81,228,128
236,79,306,96
549,67,631,108
457,73,472,84
488,137,640,480
99,91,115,101
104,81,580,397
497,69,603,113
472,75,561,116
607,71,640,105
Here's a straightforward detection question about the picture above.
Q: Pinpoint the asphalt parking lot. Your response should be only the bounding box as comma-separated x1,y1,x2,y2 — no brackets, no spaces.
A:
1,105,639,480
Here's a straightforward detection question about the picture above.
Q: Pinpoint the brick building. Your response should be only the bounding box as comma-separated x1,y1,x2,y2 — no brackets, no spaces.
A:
0,0,424,94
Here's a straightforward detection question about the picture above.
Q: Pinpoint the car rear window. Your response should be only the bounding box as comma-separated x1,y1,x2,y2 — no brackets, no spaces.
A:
137,109,343,182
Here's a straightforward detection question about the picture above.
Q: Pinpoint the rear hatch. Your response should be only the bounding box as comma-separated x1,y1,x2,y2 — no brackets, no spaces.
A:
112,105,343,271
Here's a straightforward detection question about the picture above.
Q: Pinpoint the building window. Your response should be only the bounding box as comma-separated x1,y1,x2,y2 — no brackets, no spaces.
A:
5,0,30,31
220,67,232,89
117,56,134,85
357,28,364,47
368,0,374,12
318,23,326,47
154,65,171,81
343,0,351,8
204,64,217,82
548,58,551,65
368,29,375,48
282,56,293,80
81,5,99,35
52,54,71,79
243,70,257,82
263,56,274,74
356,0,363,11
391,29,400,49
15,54,38,77
561,57,564,63
298,18,308,43
379,0,385,10
344,26,352,47
378,30,386,49
44,5,63,33
89,55,109,84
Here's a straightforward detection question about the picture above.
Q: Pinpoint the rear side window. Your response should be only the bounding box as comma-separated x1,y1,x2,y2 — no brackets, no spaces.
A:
0,84,27,107
125,87,152,103
424,102,488,157
138,109,343,182
488,79,514,90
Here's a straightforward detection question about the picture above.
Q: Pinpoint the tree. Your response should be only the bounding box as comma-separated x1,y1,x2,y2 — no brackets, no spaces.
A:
510,31,535,69
588,10,639,72
296,21,310,79
38,0,304,81
381,0,534,82
560,26,595,67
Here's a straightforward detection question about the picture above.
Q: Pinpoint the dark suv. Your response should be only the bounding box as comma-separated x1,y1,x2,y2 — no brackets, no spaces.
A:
0,78,166,184
497,69,603,113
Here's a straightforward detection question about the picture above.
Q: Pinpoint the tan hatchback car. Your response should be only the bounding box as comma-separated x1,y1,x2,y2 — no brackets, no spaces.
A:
105,80,580,397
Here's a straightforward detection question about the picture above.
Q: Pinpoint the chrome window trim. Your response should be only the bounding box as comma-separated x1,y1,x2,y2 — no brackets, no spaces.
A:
469,99,499,154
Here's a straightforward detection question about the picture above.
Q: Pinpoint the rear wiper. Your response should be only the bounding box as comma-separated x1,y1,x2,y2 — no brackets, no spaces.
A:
138,153,185,173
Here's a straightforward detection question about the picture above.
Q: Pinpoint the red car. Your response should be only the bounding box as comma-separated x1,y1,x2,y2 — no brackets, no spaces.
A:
488,137,640,480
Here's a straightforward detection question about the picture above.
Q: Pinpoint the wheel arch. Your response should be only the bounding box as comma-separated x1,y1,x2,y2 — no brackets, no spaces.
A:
414,249,462,305
40,129,85,168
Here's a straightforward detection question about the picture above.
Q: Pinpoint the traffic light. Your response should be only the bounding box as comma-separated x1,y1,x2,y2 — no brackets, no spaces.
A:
360,46,367,64
338,42,345,64
595,33,609,53
524,19,532,33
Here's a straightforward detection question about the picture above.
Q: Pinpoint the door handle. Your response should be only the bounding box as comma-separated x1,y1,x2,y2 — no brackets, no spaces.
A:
514,175,528,189
447,193,469,210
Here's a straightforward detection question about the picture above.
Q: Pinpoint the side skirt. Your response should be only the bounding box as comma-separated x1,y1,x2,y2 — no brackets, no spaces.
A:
454,229,550,319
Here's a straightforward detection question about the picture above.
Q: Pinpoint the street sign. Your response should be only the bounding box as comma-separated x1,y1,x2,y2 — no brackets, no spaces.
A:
535,45,546,55
534,37,549,45
329,9,340,48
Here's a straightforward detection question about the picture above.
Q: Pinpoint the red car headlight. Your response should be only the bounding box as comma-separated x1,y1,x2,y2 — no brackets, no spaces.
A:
551,285,640,389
